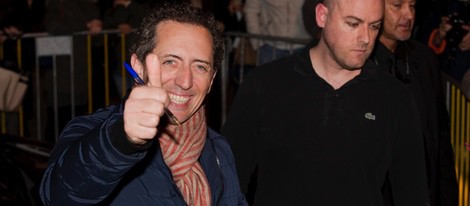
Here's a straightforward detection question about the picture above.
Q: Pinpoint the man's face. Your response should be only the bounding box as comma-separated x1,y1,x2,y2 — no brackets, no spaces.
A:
381,0,416,42
318,0,383,70
150,20,215,123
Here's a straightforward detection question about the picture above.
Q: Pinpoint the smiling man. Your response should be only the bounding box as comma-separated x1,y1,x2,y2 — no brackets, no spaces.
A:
370,0,458,205
39,2,247,206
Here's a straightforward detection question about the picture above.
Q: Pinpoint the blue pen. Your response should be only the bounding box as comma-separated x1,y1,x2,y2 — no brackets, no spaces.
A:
124,62,145,85
124,62,181,126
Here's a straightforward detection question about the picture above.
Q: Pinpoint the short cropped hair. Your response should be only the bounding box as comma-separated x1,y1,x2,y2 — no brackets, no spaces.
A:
130,2,224,72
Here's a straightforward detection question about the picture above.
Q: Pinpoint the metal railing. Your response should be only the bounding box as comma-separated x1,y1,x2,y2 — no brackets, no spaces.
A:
1,30,132,142
444,73,470,206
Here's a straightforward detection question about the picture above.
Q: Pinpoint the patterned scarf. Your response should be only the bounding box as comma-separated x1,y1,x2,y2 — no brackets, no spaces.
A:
159,108,211,206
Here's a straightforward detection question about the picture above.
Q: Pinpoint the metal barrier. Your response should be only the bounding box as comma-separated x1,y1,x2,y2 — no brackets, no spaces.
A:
444,74,470,206
0,31,130,142
0,31,469,205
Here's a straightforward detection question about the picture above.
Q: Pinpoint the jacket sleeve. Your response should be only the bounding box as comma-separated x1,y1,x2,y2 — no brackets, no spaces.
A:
221,71,260,196
39,105,147,205
389,92,429,205
426,47,458,206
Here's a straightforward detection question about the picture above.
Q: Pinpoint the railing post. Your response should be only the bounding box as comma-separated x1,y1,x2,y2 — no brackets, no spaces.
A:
35,36,73,141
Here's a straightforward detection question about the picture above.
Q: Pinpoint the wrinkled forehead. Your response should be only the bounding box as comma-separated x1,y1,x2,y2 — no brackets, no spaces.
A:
331,0,384,20
384,0,416,3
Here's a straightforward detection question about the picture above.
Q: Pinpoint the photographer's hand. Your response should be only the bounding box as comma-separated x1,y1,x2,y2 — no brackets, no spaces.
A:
458,24,470,51
431,16,453,49
439,16,452,39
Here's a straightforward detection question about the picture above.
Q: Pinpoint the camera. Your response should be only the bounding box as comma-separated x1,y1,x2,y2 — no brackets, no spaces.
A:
446,12,468,48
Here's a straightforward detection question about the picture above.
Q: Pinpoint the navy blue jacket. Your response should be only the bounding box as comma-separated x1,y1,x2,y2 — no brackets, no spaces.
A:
39,104,247,205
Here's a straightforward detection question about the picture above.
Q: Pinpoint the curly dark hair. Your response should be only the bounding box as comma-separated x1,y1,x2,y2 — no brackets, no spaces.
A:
129,2,224,74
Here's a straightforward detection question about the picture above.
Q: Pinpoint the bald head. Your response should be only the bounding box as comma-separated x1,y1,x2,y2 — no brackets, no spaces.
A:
322,0,384,13
316,0,384,30
313,0,384,71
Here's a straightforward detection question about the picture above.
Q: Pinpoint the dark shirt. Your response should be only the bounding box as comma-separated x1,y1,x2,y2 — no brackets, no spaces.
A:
371,41,458,206
44,0,100,35
222,49,428,205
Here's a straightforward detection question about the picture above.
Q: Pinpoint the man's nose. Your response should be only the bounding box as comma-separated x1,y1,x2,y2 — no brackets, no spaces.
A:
358,25,371,45
175,65,193,90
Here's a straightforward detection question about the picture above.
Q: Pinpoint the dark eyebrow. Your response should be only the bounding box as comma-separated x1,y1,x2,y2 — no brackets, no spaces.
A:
164,54,212,67
163,54,183,61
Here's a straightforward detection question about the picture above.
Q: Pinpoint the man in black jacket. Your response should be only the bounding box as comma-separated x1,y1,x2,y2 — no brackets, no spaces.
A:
370,0,458,205
222,0,428,205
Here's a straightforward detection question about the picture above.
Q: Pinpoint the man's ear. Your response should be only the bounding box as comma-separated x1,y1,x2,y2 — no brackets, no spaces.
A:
130,54,144,79
316,3,328,28
207,71,218,94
